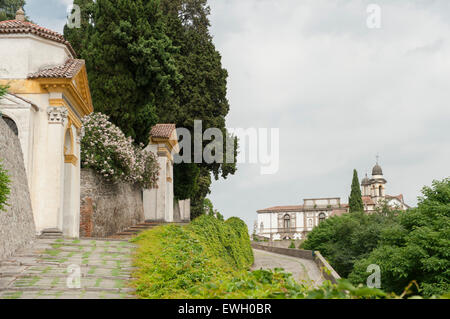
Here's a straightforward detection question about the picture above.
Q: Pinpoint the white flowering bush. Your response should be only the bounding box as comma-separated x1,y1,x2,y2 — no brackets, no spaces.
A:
81,112,159,188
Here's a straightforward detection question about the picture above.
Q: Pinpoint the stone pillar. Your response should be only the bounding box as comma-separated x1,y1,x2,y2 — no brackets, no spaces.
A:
37,106,67,233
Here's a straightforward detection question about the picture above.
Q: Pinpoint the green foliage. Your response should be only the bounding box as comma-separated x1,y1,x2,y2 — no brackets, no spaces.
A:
349,169,364,213
131,215,411,299
64,0,181,145
0,160,10,212
131,215,253,298
0,0,25,21
289,241,296,249
301,207,400,277
348,178,450,297
0,84,7,98
303,178,450,297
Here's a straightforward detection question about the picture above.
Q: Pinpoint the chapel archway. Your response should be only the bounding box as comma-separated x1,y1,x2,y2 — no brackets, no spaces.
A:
2,115,19,136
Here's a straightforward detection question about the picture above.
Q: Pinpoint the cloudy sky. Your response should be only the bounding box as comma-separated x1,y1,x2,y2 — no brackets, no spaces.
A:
25,0,450,231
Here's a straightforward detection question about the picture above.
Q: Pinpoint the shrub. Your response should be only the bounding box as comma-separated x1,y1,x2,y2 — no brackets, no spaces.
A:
131,215,254,298
81,112,159,188
0,160,11,212
289,241,296,249
348,178,450,297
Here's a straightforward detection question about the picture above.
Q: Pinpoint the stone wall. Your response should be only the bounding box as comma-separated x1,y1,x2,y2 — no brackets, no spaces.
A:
80,168,144,238
0,118,35,260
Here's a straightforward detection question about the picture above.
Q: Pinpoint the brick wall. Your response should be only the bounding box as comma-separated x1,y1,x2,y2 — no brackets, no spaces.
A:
80,168,144,238
0,119,35,259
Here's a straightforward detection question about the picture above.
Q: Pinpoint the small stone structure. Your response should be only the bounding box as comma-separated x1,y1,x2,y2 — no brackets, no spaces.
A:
0,118,35,260
79,168,144,238
143,124,190,222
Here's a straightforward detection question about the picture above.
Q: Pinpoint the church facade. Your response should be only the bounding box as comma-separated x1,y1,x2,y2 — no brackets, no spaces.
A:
255,162,409,240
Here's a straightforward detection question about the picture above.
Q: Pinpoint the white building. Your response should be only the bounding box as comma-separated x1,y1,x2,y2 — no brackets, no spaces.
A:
0,10,93,238
256,162,409,240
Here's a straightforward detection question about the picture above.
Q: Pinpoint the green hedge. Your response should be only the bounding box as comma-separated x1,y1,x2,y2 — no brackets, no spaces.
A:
131,215,254,298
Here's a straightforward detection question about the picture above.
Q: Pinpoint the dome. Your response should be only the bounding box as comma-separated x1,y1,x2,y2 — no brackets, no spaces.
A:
372,164,383,176
361,174,370,186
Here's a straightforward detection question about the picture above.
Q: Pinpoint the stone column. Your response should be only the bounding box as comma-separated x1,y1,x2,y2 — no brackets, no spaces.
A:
37,106,67,233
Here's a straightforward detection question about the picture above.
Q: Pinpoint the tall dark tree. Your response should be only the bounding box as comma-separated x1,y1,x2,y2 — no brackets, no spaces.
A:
160,0,237,218
64,0,181,145
349,169,364,213
0,0,26,21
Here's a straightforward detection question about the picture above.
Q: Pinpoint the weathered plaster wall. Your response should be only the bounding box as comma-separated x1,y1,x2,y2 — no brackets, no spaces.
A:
80,168,144,238
0,118,35,260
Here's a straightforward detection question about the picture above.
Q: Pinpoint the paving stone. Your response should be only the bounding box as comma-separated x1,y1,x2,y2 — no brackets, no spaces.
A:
0,238,136,299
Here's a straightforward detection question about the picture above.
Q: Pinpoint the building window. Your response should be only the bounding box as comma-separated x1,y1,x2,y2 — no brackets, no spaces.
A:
260,222,264,231
379,185,383,197
319,213,326,223
283,214,291,229
308,218,313,227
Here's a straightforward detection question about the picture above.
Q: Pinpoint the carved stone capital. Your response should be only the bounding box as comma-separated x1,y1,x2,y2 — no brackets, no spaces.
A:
47,106,68,124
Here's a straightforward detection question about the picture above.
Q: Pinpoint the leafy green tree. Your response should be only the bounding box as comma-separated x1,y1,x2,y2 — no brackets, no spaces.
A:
349,169,364,213
64,0,181,145
301,205,400,277
349,178,450,297
0,0,25,21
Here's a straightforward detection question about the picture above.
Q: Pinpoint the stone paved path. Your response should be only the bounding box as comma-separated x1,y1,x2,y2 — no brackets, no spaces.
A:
252,249,324,287
0,238,136,299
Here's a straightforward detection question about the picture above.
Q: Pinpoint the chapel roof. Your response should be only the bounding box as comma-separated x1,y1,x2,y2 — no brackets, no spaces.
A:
0,19,77,57
28,59,85,79
150,124,176,139
257,205,304,213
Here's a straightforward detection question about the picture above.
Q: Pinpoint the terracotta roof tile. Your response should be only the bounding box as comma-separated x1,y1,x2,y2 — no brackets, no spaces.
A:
0,19,76,57
150,124,176,139
28,59,84,79
362,196,375,205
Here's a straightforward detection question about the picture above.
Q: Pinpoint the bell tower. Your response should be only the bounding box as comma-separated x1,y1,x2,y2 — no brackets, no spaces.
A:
370,155,387,203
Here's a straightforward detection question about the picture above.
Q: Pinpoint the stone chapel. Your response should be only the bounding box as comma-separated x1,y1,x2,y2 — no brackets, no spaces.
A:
0,9,93,238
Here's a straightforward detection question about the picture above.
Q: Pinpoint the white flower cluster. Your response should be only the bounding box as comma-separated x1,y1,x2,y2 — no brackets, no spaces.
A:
81,112,159,188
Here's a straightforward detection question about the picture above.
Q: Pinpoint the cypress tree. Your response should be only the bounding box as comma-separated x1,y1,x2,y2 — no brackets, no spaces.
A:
160,0,237,218
349,169,364,213
64,0,181,145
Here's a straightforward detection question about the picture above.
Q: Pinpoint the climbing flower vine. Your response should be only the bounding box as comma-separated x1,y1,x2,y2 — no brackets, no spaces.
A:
81,112,159,189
